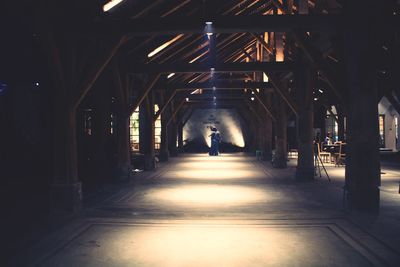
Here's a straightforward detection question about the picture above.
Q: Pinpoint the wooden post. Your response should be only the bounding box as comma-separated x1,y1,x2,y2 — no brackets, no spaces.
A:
112,60,132,182
91,80,111,184
51,105,82,211
177,122,184,152
295,63,315,181
264,114,273,161
273,94,288,168
115,113,131,180
160,110,170,162
37,4,124,211
256,100,267,157
343,1,382,212
139,95,156,170
169,121,178,157
295,0,312,180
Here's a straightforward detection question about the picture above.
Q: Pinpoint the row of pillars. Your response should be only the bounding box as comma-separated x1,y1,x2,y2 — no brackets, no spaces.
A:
248,4,381,214
49,1,382,214
140,92,182,170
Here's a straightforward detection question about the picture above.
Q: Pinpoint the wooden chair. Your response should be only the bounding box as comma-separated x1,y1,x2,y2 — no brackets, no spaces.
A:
335,143,346,167
317,143,330,163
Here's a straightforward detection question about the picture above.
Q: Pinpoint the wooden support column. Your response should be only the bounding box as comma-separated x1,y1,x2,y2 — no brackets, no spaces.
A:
38,5,125,211
264,114,273,160
244,99,263,153
258,116,266,156
168,121,178,157
168,100,182,157
159,108,170,162
261,38,273,160
295,63,316,181
112,61,132,181
92,87,110,184
114,113,131,180
91,80,110,184
178,108,194,152
177,121,184,152
139,95,156,170
52,105,82,211
39,30,82,212
273,94,288,168
343,1,382,212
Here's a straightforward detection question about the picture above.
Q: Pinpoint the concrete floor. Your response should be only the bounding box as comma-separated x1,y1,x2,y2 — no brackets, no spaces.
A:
10,153,400,266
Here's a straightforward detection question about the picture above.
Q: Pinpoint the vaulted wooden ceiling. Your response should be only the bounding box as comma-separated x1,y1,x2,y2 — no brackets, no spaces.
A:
5,0,398,114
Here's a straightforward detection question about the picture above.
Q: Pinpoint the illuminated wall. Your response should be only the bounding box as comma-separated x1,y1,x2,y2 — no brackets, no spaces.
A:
183,109,247,148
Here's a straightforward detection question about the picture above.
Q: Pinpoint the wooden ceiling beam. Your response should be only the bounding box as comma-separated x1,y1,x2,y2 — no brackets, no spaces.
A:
129,73,161,116
159,35,204,63
148,34,193,62
291,31,345,106
161,81,273,91
87,15,341,36
267,72,299,117
251,33,273,55
129,61,296,74
250,88,276,121
161,0,192,18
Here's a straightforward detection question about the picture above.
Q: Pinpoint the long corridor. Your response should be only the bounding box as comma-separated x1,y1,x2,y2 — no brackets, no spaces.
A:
16,154,400,267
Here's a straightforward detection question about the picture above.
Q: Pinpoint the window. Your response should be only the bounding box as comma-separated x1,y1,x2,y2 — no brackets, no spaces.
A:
325,108,338,142
395,117,398,146
83,109,92,136
130,107,140,151
110,113,114,134
154,105,161,150
379,114,385,147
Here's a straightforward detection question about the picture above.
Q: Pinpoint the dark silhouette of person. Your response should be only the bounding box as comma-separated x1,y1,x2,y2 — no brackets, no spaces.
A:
209,126,221,156
324,132,332,145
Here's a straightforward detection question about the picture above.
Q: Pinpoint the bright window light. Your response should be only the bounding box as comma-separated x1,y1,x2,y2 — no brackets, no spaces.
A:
263,73,269,82
276,50,284,62
148,34,184,58
189,51,208,63
103,0,124,12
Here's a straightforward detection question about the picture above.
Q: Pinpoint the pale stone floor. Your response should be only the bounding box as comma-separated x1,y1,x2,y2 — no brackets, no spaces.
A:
9,154,400,266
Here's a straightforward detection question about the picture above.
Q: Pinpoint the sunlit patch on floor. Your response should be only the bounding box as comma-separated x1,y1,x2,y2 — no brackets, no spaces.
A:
175,161,250,170
41,222,374,267
167,169,262,180
145,185,269,207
